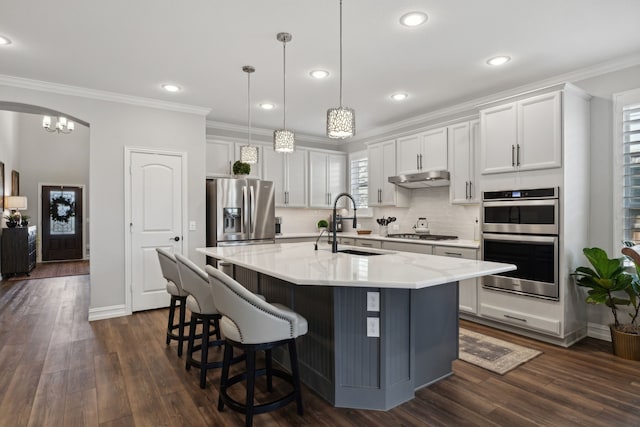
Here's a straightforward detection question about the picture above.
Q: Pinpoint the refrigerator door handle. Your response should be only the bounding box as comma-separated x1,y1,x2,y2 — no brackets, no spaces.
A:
249,184,256,234
242,185,248,234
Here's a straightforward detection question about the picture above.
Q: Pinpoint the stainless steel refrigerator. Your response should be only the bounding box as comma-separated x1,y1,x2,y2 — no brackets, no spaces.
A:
206,178,275,246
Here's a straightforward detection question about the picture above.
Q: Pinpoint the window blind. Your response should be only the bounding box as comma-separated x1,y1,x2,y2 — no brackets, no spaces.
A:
350,157,368,209
623,104,640,242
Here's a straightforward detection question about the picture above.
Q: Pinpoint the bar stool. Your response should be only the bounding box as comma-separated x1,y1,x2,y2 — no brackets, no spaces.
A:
206,265,308,427
156,248,188,357
175,253,226,389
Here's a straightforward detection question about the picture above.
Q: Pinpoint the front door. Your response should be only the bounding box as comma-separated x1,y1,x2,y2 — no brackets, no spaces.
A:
41,186,83,261
129,150,184,312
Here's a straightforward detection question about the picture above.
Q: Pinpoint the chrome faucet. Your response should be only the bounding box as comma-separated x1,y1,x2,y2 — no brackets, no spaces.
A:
332,193,357,253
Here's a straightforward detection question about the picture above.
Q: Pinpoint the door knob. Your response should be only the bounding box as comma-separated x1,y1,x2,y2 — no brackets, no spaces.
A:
171,236,180,242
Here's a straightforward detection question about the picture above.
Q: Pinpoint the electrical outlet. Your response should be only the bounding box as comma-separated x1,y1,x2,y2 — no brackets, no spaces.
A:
367,317,380,337
367,291,380,312
391,223,400,231
189,221,197,231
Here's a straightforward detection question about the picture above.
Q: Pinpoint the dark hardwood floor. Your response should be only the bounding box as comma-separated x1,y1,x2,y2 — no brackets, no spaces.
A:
1,274,639,426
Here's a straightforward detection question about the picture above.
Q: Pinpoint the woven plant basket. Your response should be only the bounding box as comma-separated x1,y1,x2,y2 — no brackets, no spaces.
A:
610,326,640,361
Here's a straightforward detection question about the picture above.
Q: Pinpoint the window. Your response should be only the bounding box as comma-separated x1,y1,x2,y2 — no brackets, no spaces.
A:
350,156,368,209
615,88,640,246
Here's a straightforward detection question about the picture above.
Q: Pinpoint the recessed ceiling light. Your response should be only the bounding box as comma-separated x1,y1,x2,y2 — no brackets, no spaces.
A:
161,83,181,92
400,12,428,27
259,103,275,110
310,69,330,79
390,93,409,101
0,35,12,46
486,56,511,66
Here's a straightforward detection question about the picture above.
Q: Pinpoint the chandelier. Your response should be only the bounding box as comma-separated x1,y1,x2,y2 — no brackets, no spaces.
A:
43,116,75,134
326,0,355,139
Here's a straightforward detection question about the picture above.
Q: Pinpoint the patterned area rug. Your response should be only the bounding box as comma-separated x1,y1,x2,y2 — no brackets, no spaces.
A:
459,328,542,375
5,260,89,281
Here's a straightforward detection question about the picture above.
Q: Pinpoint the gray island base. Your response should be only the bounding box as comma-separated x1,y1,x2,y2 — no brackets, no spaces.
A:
234,266,458,411
198,242,514,411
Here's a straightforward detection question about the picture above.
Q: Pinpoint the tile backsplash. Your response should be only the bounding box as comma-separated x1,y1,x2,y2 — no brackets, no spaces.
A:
275,187,480,240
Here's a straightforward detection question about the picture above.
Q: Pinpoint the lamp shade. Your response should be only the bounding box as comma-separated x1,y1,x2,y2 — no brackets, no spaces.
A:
274,129,295,153
6,196,27,210
327,107,355,139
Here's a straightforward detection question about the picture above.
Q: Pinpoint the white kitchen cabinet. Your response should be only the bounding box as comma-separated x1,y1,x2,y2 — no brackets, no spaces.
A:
480,91,561,175
206,139,234,177
396,127,448,175
367,140,409,207
450,120,480,204
234,143,263,179
381,240,433,255
434,246,478,314
354,239,382,249
309,150,347,208
262,147,308,208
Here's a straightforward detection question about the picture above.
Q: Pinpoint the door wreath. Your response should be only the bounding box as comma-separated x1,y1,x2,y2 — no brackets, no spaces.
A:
49,195,75,223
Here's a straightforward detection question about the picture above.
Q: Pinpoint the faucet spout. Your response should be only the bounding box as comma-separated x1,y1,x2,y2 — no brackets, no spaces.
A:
332,192,358,253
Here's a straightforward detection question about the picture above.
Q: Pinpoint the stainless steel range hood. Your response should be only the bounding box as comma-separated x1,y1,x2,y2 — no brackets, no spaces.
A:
388,170,450,189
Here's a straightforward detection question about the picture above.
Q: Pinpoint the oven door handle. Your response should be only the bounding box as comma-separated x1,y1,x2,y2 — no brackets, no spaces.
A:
483,199,558,208
482,233,557,244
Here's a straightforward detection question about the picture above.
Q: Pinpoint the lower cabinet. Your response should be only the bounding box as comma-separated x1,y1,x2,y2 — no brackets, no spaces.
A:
433,246,478,314
381,240,433,254
354,239,382,249
479,303,561,336
1,226,37,276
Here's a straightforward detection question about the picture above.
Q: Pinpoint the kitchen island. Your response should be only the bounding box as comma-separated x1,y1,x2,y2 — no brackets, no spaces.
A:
198,242,514,410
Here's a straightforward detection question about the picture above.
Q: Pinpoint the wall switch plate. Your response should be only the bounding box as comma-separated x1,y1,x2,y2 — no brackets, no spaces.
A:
367,317,380,337
391,223,400,231
367,291,380,312
189,221,197,231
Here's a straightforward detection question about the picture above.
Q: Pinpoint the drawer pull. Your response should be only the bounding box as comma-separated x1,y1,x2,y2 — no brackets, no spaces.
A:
361,243,373,247
504,314,527,322
444,252,462,257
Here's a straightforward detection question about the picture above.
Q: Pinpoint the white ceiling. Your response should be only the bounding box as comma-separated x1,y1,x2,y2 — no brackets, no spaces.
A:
1,0,640,141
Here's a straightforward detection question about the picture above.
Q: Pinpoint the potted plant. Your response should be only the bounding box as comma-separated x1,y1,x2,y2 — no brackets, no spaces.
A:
316,219,329,230
3,212,20,228
21,215,30,226
572,247,640,360
232,160,251,176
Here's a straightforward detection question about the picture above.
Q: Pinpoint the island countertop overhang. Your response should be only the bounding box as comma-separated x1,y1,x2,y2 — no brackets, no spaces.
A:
197,242,515,290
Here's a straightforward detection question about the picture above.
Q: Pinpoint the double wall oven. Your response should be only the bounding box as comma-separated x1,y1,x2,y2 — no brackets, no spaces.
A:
482,188,559,300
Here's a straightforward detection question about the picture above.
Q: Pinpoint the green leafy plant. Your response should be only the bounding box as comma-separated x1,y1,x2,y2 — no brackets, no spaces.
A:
317,219,329,229
232,160,251,175
3,212,20,223
572,247,634,328
620,242,640,327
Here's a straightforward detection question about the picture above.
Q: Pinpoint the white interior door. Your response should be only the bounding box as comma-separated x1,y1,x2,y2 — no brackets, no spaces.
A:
130,151,184,312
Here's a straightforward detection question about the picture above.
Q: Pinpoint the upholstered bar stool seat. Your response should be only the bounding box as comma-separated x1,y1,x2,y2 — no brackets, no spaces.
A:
206,265,308,427
175,253,229,389
156,248,189,357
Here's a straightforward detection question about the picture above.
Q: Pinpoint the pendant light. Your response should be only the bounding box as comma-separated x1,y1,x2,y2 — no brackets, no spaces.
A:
240,65,259,164
273,32,295,153
326,0,355,139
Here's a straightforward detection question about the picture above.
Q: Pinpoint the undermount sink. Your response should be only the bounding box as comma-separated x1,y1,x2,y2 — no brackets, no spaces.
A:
337,249,384,256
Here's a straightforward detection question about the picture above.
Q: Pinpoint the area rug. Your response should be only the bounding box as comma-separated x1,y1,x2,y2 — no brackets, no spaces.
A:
459,328,542,375
5,260,89,281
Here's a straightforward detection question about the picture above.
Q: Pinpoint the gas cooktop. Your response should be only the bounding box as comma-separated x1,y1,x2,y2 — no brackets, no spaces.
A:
386,233,458,241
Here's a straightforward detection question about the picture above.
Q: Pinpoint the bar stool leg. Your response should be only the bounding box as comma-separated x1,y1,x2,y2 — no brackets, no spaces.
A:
288,340,304,416
177,298,186,357
245,348,256,427
265,349,273,392
200,316,210,389
166,296,177,345
186,314,197,371
218,342,233,412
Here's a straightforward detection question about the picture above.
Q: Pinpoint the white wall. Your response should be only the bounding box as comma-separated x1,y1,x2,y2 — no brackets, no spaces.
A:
17,113,90,258
0,83,207,316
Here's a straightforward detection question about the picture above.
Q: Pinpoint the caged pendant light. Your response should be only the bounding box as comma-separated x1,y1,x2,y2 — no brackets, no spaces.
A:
240,65,259,164
273,32,295,153
326,0,355,139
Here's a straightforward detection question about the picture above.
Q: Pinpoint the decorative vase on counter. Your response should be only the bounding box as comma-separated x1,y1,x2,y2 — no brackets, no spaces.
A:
379,225,388,237
6,221,18,228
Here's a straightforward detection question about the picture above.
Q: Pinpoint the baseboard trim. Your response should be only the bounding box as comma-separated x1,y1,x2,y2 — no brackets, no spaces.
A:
587,322,612,342
88,304,127,321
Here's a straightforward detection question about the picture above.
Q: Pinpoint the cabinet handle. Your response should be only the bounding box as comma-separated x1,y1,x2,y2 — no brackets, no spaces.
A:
379,188,382,203
511,145,515,167
504,314,527,323
416,154,420,170
361,243,373,247
516,144,521,166
419,154,423,170
465,181,469,199
229,160,232,176
468,181,472,200
444,251,462,257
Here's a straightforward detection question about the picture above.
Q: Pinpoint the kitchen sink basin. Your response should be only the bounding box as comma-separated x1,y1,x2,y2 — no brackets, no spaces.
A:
337,249,384,256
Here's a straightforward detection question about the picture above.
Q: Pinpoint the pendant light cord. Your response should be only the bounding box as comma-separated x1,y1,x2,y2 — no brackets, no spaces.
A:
247,70,252,146
339,0,343,108
283,38,287,129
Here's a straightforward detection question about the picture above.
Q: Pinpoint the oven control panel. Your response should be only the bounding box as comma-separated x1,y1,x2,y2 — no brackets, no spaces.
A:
483,187,558,201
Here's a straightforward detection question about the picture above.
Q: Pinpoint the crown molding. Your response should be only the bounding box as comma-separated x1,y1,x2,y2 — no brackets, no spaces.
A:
351,52,640,143
0,74,211,116
205,120,339,146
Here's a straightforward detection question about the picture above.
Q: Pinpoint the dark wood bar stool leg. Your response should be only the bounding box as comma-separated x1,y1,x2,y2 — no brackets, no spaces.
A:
186,314,197,371
200,316,210,389
177,298,186,357
288,340,304,415
245,349,256,427
166,296,177,345
265,349,273,392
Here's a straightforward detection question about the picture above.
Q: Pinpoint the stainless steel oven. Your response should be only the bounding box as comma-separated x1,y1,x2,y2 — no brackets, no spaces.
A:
482,188,559,300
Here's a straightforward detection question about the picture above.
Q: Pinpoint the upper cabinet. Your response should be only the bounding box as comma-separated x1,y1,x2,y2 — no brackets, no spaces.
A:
206,139,234,177
309,150,347,208
367,140,409,207
480,91,562,175
450,120,480,204
263,147,308,208
397,127,448,175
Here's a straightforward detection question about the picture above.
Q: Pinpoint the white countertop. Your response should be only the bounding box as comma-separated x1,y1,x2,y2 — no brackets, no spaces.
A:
276,231,480,249
198,242,514,290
